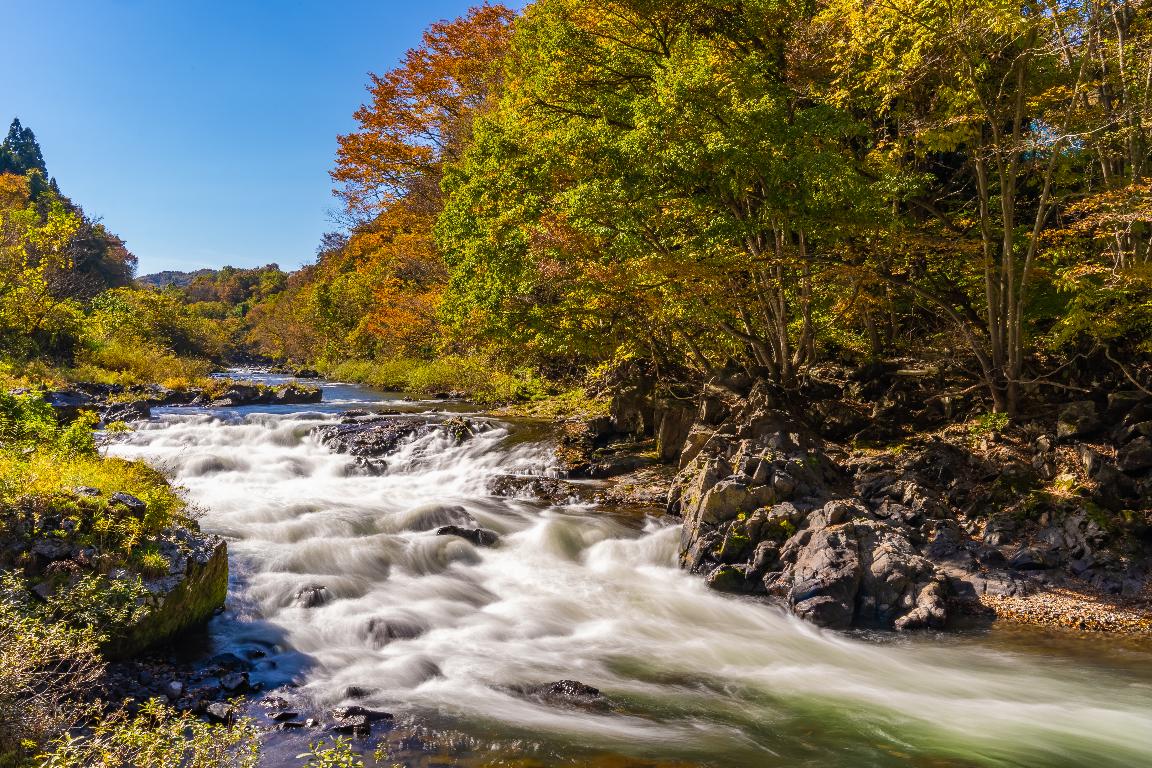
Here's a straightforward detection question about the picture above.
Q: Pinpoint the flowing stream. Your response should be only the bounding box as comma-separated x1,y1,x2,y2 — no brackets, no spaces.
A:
107,373,1152,767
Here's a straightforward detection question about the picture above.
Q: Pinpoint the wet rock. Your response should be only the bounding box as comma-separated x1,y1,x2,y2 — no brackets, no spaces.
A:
294,584,329,608
365,617,425,646
331,705,393,722
209,652,251,671
706,564,753,592
523,680,610,710
343,686,373,700
485,474,586,503
329,713,371,735
316,416,484,458
435,525,500,547
220,672,249,693
270,711,300,721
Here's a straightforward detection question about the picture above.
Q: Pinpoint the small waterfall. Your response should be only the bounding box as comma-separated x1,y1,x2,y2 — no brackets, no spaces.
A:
107,384,1152,768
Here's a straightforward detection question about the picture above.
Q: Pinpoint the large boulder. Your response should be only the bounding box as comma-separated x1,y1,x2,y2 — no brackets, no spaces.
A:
111,528,229,659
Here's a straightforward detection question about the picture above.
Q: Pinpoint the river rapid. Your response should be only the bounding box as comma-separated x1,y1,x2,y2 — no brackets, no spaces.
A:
107,373,1152,768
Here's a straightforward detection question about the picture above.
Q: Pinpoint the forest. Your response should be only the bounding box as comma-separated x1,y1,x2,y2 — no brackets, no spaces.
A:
3,1,1152,767
4,1,1151,412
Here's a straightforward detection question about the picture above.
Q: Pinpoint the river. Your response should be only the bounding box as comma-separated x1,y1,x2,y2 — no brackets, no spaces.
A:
106,372,1152,767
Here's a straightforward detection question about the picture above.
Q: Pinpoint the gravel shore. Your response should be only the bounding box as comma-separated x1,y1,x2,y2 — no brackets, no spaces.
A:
980,584,1152,634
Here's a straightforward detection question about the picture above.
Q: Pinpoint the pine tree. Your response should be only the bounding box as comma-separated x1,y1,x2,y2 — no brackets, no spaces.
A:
0,118,47,177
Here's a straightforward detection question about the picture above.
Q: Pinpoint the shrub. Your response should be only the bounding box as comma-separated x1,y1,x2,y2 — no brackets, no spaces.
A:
71,339,213,387
40,699,260,768
0,577,103,767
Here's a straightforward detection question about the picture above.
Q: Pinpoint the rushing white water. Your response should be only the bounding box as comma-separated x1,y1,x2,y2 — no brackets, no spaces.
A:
107,377,1152,767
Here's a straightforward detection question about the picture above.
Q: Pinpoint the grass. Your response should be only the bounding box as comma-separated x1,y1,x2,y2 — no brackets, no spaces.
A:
68,339,214,388
326,355,553,405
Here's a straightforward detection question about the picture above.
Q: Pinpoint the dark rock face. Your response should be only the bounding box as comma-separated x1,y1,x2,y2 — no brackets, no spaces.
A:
670,382,950,631
666,376,1152,629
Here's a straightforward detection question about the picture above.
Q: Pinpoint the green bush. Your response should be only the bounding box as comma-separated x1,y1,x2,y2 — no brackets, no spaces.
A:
40,699,260,768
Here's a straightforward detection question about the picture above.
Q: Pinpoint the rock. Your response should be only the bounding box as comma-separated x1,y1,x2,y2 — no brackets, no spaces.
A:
331,706,392,722
110,492,148,516
523,680,610,710
485,475,587,504
273,384,322,404
316,416,483,459
343,686,373,700
983,515,1017,546
787,525,861,629
220,672,249,693
164,681,184,701
294,584,329,608
435,525,499,547
654,401,696,462
1057,401,1101,440
100,400,152,426
1117,437,1152,473
205,702,235,724
329,714,371,735
108,530,228,659
271,711,300,721
30,538,73,565
1009,547,1053,571
209,652,251,671
45,390,95,421
706,564,751,592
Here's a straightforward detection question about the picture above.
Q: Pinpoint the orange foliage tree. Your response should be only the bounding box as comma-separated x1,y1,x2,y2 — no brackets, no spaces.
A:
304,3,516,361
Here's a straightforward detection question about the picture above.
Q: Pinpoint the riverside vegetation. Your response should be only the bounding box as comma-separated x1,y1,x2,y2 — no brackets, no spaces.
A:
3,0,1152,766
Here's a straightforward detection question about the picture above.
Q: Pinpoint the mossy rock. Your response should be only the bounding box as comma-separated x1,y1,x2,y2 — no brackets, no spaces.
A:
105,531,228,659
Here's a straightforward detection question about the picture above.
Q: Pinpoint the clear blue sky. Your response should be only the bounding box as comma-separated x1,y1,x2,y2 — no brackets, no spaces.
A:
0,1,500,275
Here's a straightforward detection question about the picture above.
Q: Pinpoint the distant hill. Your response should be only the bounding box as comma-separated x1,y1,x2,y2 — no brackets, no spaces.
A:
137,269,217,289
